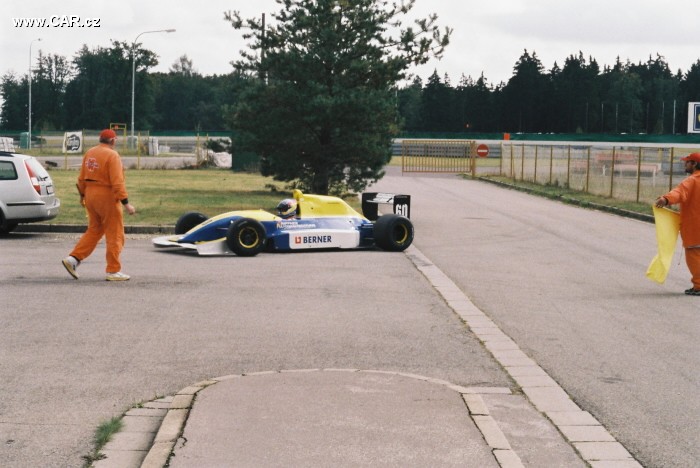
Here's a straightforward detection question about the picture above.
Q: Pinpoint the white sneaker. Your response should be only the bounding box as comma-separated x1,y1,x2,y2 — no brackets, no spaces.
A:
106,272,130,281
62,256,80,279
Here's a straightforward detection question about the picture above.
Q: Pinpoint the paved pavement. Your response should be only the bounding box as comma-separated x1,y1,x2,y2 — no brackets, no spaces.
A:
373,171,699,468
89,243,638,468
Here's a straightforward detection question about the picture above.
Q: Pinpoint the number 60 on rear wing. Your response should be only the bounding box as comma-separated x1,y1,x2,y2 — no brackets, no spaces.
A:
361,192,411,221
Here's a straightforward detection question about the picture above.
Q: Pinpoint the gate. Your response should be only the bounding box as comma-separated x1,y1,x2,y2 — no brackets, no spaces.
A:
401,139,476,173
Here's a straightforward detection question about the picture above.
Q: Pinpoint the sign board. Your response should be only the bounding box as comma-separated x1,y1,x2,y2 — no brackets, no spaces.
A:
0,137,14,152
62,131,83,153
688,102,700,133
476,143,489,157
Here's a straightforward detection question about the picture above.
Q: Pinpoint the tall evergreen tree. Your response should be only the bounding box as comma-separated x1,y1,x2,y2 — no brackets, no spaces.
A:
63,41,157,130
468,74,497,132
502,50,549,132
421,70,452,132
225,0,451,194
397,76,423,132
32,52,71,130
679,60,700,133
548,53,599,133
0,73,26,130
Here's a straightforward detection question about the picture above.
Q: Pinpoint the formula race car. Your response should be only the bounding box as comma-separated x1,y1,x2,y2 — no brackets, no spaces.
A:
152,190,413,256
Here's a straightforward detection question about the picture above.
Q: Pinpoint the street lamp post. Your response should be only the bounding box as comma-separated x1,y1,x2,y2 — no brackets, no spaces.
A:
130,29,175,147
28,37,41,150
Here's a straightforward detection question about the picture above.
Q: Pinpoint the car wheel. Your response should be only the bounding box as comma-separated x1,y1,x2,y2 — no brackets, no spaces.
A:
175,212,208,234
226,218,266,256
374,214,414,252
0,211,18,235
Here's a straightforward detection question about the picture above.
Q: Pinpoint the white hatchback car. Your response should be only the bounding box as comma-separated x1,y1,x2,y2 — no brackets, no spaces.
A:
0,151,60,234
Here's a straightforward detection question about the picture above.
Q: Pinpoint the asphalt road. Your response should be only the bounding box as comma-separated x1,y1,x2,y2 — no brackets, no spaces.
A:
1,169,697,467
370,168,699,468
0,230,510,466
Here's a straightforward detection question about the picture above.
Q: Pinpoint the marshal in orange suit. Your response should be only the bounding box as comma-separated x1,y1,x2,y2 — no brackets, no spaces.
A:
655,152,700,296
62,129,136,281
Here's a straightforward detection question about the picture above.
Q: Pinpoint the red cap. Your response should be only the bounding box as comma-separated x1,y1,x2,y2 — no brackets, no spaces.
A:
681,152,700,163
99,129,117,140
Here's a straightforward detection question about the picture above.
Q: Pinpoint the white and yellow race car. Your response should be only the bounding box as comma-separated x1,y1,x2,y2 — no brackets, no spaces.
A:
152,190,413,256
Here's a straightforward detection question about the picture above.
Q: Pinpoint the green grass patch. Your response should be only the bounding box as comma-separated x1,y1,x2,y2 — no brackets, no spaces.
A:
93,416,123,448
46,169,292,225
82,416,123,466
46,168,363,225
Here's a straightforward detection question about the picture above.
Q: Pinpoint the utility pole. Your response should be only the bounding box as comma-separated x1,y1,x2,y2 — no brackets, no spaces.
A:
28,38,41,150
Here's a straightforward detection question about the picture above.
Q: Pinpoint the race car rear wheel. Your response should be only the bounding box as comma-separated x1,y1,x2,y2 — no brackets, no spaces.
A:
175,211,208,234
374,214,414,252
226,218,266,256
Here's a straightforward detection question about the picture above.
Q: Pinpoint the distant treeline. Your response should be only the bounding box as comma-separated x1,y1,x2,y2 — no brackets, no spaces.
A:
2,44,699,136
400,50,700,136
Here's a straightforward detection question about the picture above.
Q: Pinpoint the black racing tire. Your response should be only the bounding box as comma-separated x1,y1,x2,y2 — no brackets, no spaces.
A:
226,218,266,256
374,214,414,252
0,210,18,235
175,211,208,234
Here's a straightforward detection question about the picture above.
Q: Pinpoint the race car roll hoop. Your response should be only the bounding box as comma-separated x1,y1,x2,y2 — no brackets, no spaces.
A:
361,192,411,220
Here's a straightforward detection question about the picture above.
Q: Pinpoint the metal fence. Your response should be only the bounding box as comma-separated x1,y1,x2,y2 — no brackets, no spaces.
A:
400,139,499,174
499,143,700,204
4,130,224,156
397,139,700,205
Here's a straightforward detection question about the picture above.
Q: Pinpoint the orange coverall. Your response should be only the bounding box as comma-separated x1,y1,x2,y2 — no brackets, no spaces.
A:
662,170,700,289
69,143,129,273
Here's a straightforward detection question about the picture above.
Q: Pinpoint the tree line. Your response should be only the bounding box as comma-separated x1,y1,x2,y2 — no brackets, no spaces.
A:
401,50,700,136
2,45,699,136
0,41,248,133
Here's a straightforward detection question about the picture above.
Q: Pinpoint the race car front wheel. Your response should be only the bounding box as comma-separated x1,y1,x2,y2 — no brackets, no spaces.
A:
175,211,208,234
374,214,414,252
226,218,266,256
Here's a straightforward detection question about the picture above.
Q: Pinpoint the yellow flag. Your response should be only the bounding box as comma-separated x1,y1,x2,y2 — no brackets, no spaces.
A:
646,206,681,283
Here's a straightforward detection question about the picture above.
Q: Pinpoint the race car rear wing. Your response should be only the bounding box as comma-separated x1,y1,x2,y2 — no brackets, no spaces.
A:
361,192,411,220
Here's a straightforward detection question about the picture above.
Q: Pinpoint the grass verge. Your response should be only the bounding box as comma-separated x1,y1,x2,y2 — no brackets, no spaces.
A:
82,416,123,466
476,175,658,221
46,169,297,225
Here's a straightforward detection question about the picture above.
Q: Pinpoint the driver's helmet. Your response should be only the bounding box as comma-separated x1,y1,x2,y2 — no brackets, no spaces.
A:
276,198,297,219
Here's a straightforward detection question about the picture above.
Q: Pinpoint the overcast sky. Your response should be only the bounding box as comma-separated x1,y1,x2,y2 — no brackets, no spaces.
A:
2,0,699,86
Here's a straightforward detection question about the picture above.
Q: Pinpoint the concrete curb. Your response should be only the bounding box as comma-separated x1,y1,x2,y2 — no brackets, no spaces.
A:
138,379,218,468
405,244,643,467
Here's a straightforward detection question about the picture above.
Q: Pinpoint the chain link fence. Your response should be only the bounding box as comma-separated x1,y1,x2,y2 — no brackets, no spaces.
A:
499,143,700,203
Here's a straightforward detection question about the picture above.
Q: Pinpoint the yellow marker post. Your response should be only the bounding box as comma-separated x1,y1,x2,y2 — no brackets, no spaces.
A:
646,206,681,283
